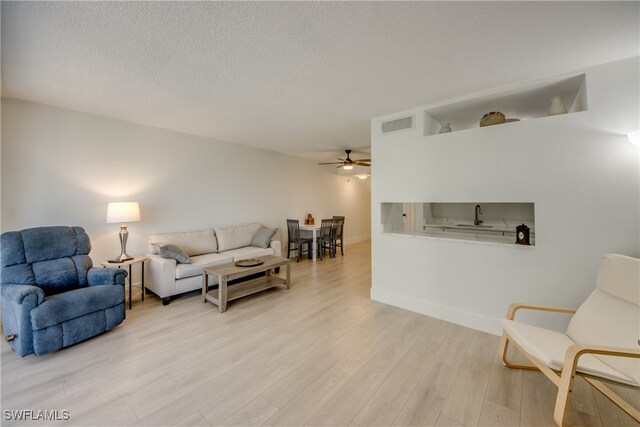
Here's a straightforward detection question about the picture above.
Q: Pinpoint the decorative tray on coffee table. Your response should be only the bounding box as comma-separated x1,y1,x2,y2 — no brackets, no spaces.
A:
235,258,264,267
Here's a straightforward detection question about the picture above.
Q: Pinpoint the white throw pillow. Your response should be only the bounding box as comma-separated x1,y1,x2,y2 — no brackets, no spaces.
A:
215,223,261,252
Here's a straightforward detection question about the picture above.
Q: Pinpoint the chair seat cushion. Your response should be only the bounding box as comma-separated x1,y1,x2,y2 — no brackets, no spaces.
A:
175,253,232,279
31,285,124,330
219,246,275,262
502,319,638,386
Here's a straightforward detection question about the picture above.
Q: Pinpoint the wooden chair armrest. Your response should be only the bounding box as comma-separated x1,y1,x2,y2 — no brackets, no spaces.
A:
565,343,640,361
507,302,577,320
555,343,640,426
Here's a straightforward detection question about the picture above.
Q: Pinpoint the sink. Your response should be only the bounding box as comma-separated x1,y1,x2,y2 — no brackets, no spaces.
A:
456,224,493,228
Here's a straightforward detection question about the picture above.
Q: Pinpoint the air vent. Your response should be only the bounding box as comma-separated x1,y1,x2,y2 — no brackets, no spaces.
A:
381,115,413,134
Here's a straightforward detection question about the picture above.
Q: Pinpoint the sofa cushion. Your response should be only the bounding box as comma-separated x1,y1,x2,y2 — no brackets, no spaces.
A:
149,229,217,256
220,246,275,262
32,258,79,295
1,231,27,267
251,227,278,249
31,285,124,330
215,224,261,252
175,253,233,279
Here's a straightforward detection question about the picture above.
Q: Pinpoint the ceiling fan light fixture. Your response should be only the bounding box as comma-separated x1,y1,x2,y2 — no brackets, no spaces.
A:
343,164,354,170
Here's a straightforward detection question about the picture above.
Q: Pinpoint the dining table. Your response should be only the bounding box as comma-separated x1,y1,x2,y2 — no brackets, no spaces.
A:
299,223,321,262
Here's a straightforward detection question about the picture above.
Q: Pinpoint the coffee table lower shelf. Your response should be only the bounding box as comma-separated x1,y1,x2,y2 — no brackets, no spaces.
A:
202,255,291,313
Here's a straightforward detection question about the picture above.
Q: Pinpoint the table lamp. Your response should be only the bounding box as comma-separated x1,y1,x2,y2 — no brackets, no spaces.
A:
106,202,141,262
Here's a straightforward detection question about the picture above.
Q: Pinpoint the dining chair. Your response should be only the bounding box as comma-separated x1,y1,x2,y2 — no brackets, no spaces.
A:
317,218,334,260
286,219,312,262
332,216,345,256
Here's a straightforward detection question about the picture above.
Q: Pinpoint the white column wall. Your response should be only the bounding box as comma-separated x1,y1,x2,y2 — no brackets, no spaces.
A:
370,57,640,334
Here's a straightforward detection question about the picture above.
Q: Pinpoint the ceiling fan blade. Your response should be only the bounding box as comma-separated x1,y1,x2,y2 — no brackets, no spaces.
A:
319,150,369,168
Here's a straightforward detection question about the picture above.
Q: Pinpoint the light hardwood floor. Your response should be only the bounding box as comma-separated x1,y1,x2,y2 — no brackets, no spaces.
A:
1,240,638,426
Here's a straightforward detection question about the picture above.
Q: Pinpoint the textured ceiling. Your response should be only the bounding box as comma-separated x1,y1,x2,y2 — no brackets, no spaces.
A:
2,1,639,161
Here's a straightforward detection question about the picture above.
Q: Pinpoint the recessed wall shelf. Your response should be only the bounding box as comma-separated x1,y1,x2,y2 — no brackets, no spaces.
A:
381,202,536,247
423,74,588,136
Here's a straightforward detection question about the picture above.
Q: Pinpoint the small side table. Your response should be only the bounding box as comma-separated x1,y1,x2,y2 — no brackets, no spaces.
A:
101,256,148,310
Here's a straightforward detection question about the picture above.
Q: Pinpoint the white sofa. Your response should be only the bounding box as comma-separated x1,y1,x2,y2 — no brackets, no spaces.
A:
145,223,281,305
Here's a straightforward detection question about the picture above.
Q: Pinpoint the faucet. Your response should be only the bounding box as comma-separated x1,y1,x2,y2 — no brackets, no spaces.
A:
474,204,483,226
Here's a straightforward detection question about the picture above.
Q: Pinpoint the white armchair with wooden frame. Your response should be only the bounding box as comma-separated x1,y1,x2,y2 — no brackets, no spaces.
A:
500,254,640,426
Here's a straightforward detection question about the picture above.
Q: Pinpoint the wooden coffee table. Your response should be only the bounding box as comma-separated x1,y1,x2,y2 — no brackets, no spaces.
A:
202,255,290,312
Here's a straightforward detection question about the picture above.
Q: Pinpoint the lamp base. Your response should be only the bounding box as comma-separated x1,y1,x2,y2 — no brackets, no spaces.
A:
109,224,134,263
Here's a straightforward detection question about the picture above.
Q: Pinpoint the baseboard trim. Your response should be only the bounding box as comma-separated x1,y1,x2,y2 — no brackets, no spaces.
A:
345,235,370,245
370,287,502,336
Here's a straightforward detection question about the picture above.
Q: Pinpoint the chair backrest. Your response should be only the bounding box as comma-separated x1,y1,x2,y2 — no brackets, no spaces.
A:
566,254,640,384
286,219,301,243
320,218,333,239
332,217,344,239
1,226,93,296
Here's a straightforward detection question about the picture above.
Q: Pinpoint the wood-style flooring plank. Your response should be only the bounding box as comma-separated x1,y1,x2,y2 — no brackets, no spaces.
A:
351,334,440,426
175,412,212,427
478,344,523,427
438,332,497,426
219,396,279,426
305,313,425,426
392,324,473,426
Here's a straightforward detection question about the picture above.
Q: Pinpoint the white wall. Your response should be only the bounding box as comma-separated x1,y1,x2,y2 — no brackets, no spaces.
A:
370,58,640,335
1,99,371,270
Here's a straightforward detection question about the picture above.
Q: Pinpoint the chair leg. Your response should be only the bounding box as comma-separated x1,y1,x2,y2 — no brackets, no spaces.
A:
340,240,344,256
500,333,538,370
554,365,577,427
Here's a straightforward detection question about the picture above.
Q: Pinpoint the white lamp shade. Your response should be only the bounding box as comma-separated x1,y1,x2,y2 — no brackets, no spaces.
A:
106,202,141,223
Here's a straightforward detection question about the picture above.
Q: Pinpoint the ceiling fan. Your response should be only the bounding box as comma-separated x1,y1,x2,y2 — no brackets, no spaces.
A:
318,150,371,170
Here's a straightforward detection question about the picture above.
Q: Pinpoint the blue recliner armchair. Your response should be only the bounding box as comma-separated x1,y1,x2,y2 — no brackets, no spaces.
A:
1,226,127,356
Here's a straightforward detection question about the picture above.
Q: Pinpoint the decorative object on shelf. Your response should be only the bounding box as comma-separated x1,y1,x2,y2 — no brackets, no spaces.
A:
547,95,568,116
106,201,141,262
515,223,531,245
304,213,315,225
439,123,452,134
479,111,506,127
235,258,264,267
